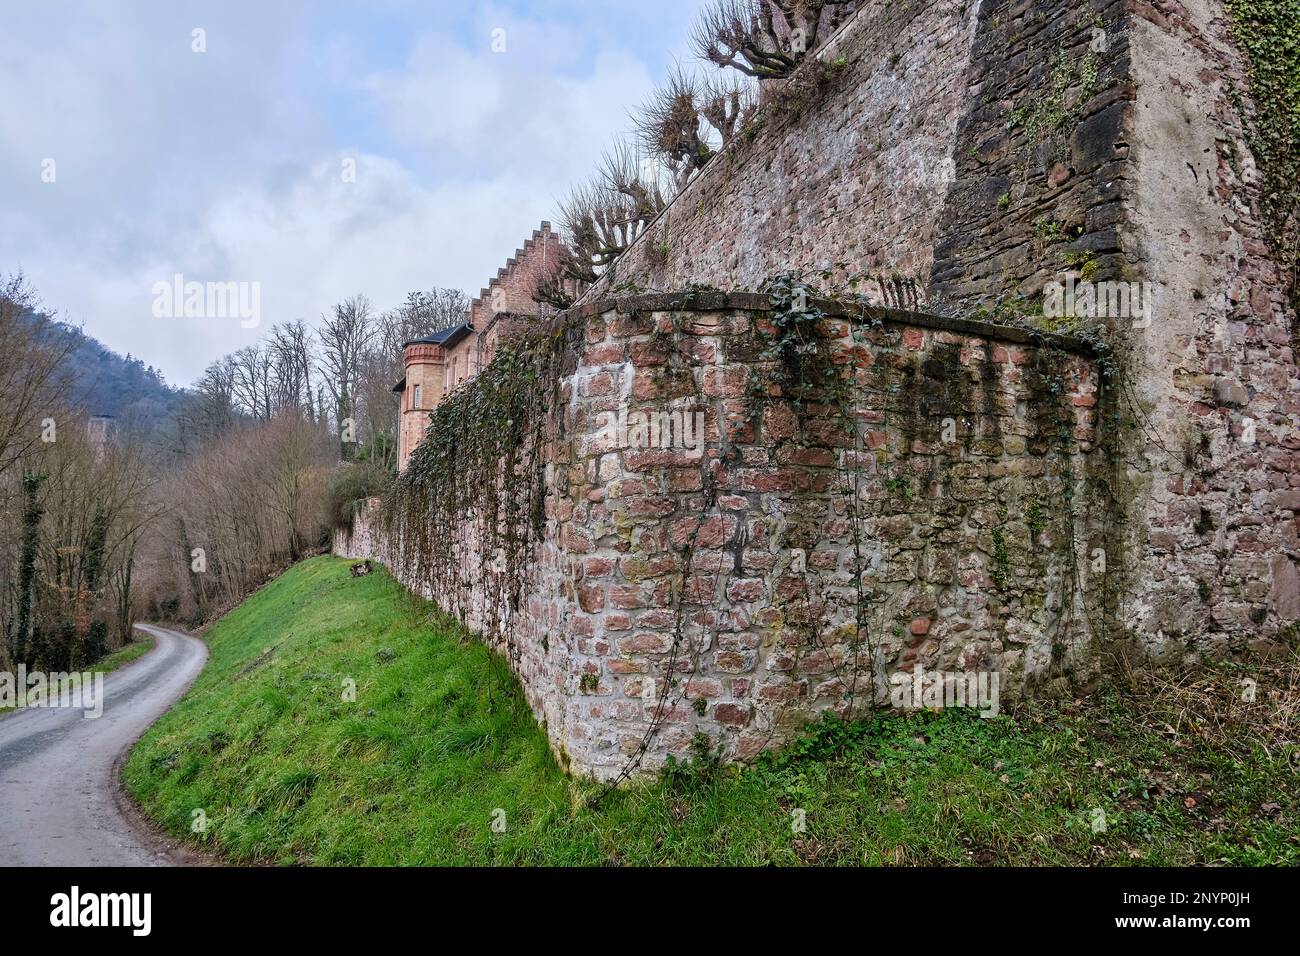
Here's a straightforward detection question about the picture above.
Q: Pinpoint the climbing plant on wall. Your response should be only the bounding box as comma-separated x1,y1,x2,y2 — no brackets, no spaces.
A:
1225,0,1300,277
380,315,580,695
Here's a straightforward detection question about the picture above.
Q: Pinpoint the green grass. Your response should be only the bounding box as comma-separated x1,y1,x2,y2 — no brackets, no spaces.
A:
1,633,157,716
93,634,157,674
125,556,1300,865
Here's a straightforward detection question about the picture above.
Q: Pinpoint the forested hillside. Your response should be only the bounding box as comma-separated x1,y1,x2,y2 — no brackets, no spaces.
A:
22,309,184,432
1,272,468,672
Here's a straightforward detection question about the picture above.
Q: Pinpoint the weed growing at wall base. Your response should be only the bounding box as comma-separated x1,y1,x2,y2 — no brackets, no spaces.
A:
889,663,1000,718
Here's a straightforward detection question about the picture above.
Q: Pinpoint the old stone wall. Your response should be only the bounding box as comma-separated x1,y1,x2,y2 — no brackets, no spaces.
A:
1117,0,1300,656
333,497,382,560
341,294,1103,779
340,0,1296,779
587,0,1135,307
582,0,1298,657
589,0,982,300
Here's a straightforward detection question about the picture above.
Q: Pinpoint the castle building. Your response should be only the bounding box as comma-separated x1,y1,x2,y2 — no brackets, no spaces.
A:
394,221,578,472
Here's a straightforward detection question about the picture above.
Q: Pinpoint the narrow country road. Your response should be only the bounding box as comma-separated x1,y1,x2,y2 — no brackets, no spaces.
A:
0,624,208,866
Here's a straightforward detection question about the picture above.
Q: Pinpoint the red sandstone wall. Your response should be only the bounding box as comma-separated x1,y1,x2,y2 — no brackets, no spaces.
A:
347,0,1296,779
342,295,1103,779
586,0,981,301
1117,0,1300,652
578,0,1298,653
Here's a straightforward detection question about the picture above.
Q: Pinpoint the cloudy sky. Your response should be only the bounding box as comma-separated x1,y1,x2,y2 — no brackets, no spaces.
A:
1,0,702,386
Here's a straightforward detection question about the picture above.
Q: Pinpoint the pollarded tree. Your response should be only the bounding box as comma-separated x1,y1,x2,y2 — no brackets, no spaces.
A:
532,264,583,311
558,181,633,283
699,73,758,144
692,0,857,79
597,142,672,226
556,144,671,285
634,67,757,188
635,68,715,188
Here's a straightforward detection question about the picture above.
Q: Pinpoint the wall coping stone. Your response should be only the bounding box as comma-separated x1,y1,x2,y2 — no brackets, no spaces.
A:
561,291,1102,358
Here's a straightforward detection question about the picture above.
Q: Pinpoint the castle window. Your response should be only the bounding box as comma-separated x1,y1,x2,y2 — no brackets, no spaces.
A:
413,384,422,409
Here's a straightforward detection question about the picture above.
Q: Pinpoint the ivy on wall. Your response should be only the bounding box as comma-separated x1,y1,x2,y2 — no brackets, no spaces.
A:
1225,0,1300,270
380,316,579,694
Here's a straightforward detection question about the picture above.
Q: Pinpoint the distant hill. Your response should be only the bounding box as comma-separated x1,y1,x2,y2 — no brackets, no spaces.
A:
30,311,186,433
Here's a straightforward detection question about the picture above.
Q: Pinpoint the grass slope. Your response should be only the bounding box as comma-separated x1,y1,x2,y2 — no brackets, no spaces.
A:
126,557,1300,865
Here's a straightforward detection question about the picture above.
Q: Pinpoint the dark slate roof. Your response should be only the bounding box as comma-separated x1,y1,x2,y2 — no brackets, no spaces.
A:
403,321,474,350
391,375,406,394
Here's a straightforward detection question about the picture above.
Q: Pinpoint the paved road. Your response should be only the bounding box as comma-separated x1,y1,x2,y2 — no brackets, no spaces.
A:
0,624,208,866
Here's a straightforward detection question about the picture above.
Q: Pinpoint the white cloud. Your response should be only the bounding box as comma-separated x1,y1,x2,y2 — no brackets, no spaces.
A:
0,0,699,386
18,155,557,383
359,32,656,185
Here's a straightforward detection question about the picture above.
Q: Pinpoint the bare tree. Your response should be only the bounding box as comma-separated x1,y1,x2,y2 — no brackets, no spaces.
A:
344,288,470,472
557,183,635,283
700,72,757,145
0,274,77,483
140,413,333,616
230,344,275,421
268,319,315,418
317,295,375,455
181,357,239,448
393,289,470,340
635,67,715,188
532,266,583,311
597,141,672,223
634,67,756,188
251,414,333,561
692,0,856,79
556,142,671,285
2,402,166,667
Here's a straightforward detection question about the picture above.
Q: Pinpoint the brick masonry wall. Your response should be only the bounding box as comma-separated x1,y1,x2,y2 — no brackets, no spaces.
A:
340,294,1103,779
468,223,567,328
